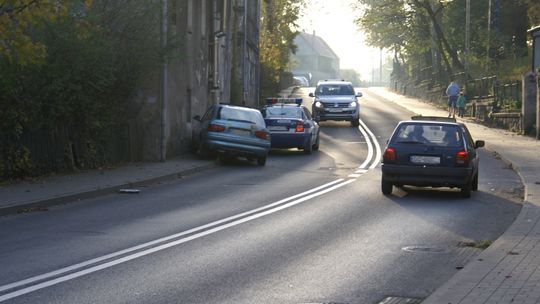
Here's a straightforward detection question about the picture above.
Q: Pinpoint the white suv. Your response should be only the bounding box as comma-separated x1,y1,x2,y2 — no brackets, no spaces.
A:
309,80,363,127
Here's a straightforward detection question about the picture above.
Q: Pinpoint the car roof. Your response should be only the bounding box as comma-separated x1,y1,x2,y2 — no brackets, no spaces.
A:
219,103,259,112
316,79,352,86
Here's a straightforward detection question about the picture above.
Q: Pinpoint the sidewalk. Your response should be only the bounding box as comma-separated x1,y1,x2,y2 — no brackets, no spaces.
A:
0,156,214,216
368,87,540,304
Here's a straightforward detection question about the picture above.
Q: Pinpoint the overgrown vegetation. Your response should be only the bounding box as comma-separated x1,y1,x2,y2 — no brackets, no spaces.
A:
0,1,161,180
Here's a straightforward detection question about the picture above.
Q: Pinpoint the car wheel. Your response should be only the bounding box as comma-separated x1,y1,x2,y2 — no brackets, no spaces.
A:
303,140,313,154
351,119,360,127
461,181,472,198
381,178,393,195
471,173,478,191
312,133,320,151
257,156,266,166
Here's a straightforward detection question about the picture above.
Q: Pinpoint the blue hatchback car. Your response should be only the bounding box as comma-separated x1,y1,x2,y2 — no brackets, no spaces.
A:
261,98,320,154
381,116,485,197
192,104,271,166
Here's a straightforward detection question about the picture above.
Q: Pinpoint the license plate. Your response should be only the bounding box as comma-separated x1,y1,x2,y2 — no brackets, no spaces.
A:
410,155,441,165
268,126,288,131
277,120,291,124
229,128,251,136
328,108,343,113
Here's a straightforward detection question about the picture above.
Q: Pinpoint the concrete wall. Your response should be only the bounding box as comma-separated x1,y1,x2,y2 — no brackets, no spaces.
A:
135,0,259,161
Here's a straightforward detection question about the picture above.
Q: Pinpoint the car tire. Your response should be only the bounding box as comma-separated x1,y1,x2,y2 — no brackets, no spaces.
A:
471,173,478,191
303,140,313,154
381,179,393,195
312,133,320,151
351,119,360,127
257,156,266,166
461,181,472,198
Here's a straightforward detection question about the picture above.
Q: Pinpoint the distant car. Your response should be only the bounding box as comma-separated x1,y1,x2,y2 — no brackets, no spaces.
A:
308,79,362,127
381,116,485,198
293,76,309,87
261,97,320,154
192,104,271,166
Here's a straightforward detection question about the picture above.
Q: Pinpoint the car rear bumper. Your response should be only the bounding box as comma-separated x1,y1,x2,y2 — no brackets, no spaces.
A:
381,164,473,187
206,135,270,158
269,133,310,148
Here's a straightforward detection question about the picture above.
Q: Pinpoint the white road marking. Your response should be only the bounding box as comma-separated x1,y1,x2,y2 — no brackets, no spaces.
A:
359,119,382,169
0,179,356,302
0,178,345,296
348,174,362,178
357,121,374,169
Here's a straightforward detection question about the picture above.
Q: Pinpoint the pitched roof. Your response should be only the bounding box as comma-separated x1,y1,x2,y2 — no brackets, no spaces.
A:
295,32,339,59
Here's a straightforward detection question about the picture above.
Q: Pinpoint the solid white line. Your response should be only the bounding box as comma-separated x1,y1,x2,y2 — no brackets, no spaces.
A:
0,178,345,295
354,169,368,174
359,119,382,169
357,122,374,169
348,174,362,178
0,179,356,302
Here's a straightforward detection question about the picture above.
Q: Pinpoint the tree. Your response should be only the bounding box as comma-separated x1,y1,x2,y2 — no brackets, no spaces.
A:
259,0,305,98
0,0,91,64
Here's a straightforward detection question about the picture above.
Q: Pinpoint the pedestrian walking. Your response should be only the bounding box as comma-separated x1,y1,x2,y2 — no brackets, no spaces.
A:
457,91,466,118
446,80,460,118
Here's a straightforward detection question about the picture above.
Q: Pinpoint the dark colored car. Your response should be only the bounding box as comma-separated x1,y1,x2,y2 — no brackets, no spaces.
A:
381,116,485,197
261,98,320,154
192,104,271,166
308,80,363,127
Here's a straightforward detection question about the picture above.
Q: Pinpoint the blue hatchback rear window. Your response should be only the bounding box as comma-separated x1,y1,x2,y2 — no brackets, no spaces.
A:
394,124,462,147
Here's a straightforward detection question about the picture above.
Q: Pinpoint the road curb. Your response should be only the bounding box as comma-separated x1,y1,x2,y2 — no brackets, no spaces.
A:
0,163,215,217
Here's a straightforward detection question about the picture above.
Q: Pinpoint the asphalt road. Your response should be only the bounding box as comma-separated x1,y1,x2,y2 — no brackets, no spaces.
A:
0,88,523,304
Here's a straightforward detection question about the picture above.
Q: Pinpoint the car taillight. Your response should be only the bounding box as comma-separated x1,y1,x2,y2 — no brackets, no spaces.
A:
383,148,396,162
255,130,269,140
456,151,469,166
208,124,225,132
295,122,305,133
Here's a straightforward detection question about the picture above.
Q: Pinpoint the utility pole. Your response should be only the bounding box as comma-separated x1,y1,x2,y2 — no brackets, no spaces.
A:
160,0,168,162
465,0,470,77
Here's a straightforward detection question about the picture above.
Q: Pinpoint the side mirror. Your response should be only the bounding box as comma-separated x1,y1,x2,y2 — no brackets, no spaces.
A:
308,92,315,98
193,115,202,122
356,92,363,98
475,140,485,149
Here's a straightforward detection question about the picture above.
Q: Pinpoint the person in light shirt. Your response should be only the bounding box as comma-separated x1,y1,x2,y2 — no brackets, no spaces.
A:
446,80,460,118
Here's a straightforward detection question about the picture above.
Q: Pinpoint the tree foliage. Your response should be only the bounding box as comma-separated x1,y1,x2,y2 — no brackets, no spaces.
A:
259,0,305,99
0,0,161,179
354,0,540,83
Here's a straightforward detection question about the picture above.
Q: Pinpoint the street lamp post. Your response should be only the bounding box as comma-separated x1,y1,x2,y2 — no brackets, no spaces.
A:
465,0,470,76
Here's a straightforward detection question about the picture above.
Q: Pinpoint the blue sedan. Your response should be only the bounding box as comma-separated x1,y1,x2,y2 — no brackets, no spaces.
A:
192,104,271,166
261,98,320,154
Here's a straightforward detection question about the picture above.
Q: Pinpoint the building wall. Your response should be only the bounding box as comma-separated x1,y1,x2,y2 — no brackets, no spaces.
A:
136,0,259,161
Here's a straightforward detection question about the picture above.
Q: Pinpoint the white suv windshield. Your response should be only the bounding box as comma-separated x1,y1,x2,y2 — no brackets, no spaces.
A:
316,84,354,96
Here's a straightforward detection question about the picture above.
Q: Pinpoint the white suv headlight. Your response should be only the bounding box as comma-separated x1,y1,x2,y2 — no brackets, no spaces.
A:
315,101,323,108
349,101,357,108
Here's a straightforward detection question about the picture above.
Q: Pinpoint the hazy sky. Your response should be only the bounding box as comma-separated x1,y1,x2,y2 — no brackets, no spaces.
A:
297,0,383,80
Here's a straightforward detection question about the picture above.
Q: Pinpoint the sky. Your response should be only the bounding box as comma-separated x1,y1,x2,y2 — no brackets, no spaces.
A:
297,0,384,80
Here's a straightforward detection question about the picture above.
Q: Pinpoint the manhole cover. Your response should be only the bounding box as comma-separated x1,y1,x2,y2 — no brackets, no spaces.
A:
402,245,446,253
378,296,423,304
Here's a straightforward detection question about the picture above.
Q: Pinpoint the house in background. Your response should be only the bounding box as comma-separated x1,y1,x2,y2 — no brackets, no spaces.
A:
290,31,340,86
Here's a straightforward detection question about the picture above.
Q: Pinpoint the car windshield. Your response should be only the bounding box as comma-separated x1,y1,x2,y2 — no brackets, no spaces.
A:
218,107,265,126
316,84,354,96
264,107,303,119
393,123,462,147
